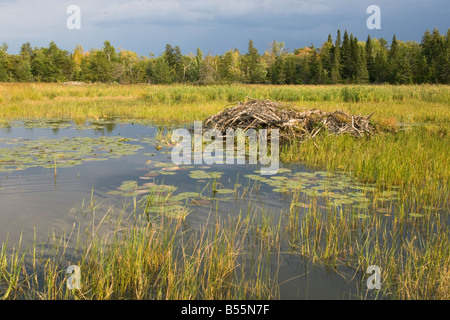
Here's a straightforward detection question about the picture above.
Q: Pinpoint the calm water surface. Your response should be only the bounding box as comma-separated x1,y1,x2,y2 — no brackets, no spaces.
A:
0,119,370,299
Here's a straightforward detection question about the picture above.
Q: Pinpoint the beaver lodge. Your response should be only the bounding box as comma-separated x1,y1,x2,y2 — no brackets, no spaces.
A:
203,98,376,143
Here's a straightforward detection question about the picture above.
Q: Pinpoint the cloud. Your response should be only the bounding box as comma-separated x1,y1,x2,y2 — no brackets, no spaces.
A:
91,0,212,26
89,0,338,27
0,0,448,55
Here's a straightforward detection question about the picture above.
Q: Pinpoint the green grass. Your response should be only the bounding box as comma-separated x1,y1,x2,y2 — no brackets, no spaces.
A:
281,126,449,206
0,83,449,122
290,194,450,299
0,188,281,300
0,83,449,299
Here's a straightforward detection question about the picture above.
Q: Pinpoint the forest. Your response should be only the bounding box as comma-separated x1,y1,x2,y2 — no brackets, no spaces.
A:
0,28,449,85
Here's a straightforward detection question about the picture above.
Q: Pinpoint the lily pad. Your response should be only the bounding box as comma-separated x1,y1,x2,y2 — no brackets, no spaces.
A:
176,192,201,198
188,170,223,180
271,176,288,180
0,136,143,171
276,168,292,174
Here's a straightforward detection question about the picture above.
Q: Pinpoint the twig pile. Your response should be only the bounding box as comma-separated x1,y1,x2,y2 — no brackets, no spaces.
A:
203,99,375,142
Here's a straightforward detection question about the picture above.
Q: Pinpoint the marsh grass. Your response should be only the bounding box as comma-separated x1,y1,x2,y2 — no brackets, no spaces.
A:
1,83,449,122
284,132,448,202
0,184,282,300
0,83,449,300
241,175,449,299
285,189,450,299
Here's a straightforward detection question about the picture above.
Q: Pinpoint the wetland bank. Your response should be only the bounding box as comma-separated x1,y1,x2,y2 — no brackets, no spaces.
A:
0,83,449,300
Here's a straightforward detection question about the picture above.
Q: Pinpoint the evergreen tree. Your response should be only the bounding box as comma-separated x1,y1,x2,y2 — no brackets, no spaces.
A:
245,39,259,83
148,55,173,84
431,28,447,83
356,43,369,83
319,34,334,83
330,30,341,83
163,44,183,82
349,35,360,81
414,53,429,84
388,35,400,83
294,48,311,84
340,30,353,82
0,28,448,85
365,35,375,82
271,54,286,84
420,30,436,82
284,54,297,84
444,29,450,83
308,47,324,84
372,38,389,83
265,40,285,81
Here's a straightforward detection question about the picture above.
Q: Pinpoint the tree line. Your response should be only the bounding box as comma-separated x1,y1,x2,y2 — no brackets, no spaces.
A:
0,28,448,85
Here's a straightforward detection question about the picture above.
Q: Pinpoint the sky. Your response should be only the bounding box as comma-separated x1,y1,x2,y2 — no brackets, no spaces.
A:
0,0,448,56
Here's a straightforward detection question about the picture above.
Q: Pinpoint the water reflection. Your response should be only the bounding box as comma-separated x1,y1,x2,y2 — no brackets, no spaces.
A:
0,118,374,299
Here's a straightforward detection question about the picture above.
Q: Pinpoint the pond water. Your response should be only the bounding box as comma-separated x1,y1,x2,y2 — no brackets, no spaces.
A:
0,119,393,299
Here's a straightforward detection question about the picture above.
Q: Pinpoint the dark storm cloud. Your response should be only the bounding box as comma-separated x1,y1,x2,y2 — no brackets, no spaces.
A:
0,0,448,55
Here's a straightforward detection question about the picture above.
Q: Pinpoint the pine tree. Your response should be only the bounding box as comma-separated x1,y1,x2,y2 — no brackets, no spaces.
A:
420,30,436,83
271,54,285,84
149,55,173,84
414,54,429,84
309,47,324,84
349,34,360,81
431,28,447,83
356,43,369,83
388,35,400,83
330,30,341,83
365,35,375,82
340,30,352,82
319,34,334,83
241,40,266,83
265,41,284,82
164,44,183,82
373,38,389,83
284,54,296,84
